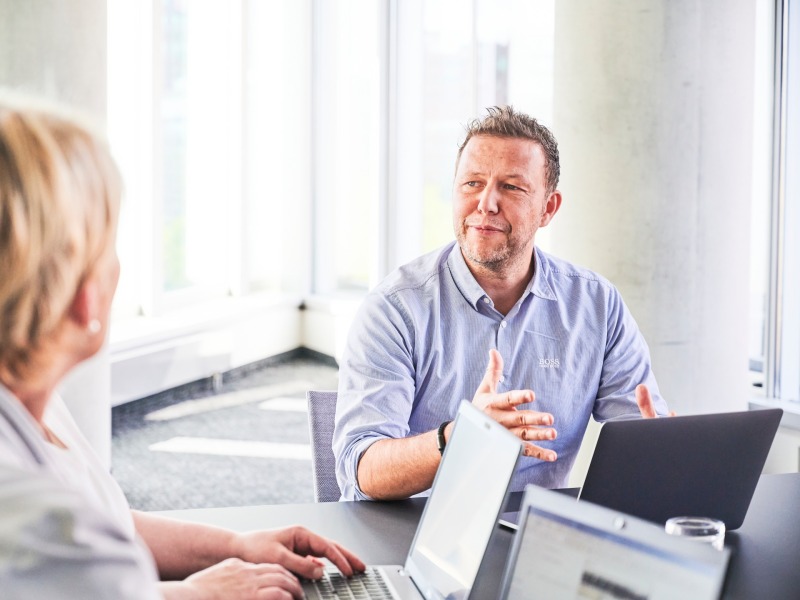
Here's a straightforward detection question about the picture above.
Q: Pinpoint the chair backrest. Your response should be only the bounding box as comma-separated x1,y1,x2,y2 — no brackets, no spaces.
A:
306,390,342,502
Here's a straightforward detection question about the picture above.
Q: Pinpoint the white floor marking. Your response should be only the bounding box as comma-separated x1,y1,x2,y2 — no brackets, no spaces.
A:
145,380,316,421
149,436,311,460
258,397,308,412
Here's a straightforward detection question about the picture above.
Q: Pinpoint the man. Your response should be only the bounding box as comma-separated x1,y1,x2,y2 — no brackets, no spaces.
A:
333,106,669,501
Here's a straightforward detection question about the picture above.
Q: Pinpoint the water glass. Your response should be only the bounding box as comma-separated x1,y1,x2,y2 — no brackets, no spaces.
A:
665,516,726,551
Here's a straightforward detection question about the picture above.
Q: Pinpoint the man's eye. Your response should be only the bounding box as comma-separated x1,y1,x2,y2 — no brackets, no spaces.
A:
465,181,480,187
503,184,521,191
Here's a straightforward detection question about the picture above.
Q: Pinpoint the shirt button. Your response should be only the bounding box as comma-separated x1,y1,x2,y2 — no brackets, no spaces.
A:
500,321,507,328
483,297,491,304
499,375,505,383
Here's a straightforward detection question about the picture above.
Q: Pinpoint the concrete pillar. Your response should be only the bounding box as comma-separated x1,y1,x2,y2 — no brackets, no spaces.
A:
0,0,112,464
548,0,756,415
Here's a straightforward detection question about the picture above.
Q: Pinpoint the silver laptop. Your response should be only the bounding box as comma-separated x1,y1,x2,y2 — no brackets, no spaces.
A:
499,485,731,600
303,400,523,600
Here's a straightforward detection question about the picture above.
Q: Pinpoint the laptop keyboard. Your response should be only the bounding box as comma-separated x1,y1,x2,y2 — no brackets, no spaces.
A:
305,567,396,599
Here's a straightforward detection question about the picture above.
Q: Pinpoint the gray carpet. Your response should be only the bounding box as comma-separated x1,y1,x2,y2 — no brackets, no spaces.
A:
111,352,339,511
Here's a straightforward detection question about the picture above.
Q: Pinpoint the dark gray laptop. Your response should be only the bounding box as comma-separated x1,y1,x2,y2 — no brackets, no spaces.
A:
579,408,783,530
303,401,523,600
500,485,731,600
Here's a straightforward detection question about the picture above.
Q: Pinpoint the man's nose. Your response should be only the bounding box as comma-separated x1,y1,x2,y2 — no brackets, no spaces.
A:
477,186,499,214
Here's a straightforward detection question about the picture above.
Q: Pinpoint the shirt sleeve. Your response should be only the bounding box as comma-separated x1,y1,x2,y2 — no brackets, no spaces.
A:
0,465,162,599
593,285,669,421
334,290,418,500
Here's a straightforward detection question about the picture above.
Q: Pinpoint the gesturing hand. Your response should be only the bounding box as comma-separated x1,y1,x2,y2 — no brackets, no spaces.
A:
472,349,558,461
635,384,676,418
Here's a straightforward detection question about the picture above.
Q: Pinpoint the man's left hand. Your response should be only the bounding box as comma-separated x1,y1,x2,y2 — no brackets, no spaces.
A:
635,384,676,418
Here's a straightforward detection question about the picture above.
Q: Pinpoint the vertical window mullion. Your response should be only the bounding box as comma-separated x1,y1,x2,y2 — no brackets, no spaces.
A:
150,0,167,316
767,0,800,402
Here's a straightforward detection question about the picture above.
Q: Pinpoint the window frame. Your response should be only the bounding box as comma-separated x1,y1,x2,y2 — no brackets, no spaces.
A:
765,0,800,403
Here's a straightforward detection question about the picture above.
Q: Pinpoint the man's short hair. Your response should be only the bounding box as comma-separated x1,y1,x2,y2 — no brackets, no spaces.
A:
456,106,560,192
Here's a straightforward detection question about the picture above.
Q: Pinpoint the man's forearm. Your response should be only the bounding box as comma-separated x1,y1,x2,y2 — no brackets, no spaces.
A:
357,423,454,500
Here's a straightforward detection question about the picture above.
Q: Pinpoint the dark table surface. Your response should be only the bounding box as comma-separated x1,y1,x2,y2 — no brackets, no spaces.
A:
158,473,800,599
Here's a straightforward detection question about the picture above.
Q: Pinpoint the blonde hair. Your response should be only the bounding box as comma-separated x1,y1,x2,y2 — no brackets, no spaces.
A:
0,94,121,379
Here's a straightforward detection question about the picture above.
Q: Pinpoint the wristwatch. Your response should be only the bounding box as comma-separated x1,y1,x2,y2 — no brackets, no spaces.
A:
437,420,452,456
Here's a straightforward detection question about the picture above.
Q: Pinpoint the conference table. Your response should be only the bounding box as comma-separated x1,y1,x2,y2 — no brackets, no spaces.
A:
158,473,800,599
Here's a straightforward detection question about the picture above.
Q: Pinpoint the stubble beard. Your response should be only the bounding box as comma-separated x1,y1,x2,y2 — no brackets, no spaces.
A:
456,223,520,273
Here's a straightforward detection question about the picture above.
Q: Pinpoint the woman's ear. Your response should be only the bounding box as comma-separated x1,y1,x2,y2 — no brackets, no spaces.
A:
68,277,100,332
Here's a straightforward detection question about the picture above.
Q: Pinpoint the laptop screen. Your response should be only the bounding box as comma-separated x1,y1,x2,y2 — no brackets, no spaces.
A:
502,486,730,600
404,401,523,600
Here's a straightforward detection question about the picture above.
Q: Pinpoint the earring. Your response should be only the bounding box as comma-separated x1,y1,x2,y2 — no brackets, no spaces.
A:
87,319,101,334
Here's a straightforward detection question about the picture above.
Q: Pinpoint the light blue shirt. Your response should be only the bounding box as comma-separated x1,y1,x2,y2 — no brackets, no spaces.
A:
334,242,667,500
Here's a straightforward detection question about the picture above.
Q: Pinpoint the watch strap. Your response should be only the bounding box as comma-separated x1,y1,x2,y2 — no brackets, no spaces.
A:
437,420,452,456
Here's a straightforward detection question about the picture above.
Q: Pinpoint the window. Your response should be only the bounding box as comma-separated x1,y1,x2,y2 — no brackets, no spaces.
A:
420,0,556,254
110,0,558,306
749,0,780,383
106,1,789,404
311,0,382,294
243,0,312,294
157,0,239,303
307,0,558,294
108,0,310,319
762,0,800,402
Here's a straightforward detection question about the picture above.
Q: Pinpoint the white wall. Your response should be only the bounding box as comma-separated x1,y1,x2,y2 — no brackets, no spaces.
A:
549,0,756,417
301,297,362,363
764,428,800,474
111,295,303,406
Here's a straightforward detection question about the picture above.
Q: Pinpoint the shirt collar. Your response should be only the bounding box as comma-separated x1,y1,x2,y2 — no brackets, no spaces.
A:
0,381,51,466
531,246,557,301
446,243,557,311
447,244,487,310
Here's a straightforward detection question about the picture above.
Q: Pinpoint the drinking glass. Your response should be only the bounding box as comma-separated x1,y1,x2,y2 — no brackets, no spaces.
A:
665,516,725,551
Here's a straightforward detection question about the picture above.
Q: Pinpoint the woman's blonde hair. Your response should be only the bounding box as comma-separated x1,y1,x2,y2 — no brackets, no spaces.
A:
0,94,121,379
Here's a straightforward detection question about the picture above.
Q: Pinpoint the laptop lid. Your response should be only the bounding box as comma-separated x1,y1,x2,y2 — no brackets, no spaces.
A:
579,408,782,530
404,400,523,600
499,485,731,600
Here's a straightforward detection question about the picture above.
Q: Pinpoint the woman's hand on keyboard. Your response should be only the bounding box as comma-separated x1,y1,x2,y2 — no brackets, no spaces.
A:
234,526,366,581
162,557,303,599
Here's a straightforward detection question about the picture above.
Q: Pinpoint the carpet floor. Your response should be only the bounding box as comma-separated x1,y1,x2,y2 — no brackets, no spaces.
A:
112,353,339,511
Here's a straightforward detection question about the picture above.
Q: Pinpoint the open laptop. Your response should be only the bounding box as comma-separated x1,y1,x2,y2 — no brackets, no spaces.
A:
499,485,731,600
579,408,783,530
303,400,523,600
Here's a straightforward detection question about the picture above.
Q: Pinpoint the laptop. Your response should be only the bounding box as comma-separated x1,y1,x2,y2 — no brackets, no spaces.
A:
499,485,731,600
303,400,523,600
579,408,783,530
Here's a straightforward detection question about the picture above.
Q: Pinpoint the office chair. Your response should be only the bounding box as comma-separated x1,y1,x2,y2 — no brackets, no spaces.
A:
306,390,343,502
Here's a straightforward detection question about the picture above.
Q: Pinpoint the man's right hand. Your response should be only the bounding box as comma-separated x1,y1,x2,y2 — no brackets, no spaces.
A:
472,349,558,462
357,349,558,500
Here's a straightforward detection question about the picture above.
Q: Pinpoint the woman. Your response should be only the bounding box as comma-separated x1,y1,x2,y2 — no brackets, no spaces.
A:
0,96,364,598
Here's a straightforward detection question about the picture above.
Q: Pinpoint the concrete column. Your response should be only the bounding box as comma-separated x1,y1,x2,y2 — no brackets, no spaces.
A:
548,0,756,415
0,0,112,464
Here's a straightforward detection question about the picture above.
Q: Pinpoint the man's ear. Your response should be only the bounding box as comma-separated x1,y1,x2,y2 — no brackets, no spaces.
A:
539,190,562,227
68,278,99,330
